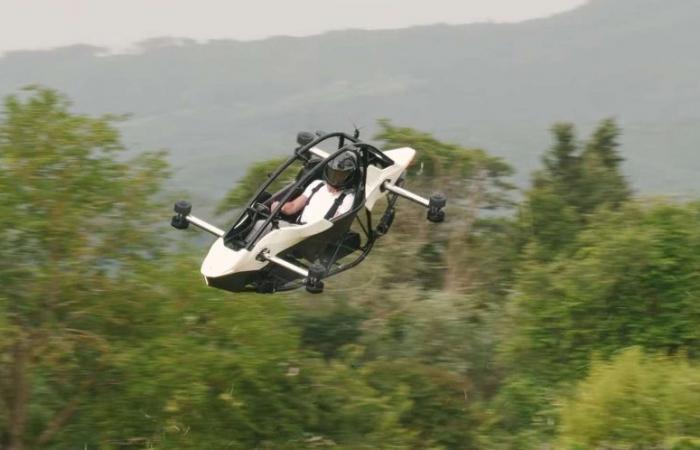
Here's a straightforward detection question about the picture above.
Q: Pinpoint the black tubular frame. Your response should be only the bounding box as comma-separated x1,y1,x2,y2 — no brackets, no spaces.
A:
257,177,402,292
237,132,394,251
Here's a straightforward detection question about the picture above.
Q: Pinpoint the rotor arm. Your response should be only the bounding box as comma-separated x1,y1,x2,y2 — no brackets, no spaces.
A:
257,250,309,277
382,181,446,223
171,201,225,237
257,249,326,294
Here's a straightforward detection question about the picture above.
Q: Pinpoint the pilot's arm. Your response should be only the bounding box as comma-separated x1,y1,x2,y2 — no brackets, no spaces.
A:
272,195,307,216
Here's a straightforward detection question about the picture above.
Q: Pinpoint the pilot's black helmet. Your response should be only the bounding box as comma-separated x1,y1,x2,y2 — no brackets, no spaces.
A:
324,150,358,189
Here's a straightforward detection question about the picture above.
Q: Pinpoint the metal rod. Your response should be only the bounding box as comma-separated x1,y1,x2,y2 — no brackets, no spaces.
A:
383,182,430,207
309,146,329,159
260,252,309,277
187,215,225,237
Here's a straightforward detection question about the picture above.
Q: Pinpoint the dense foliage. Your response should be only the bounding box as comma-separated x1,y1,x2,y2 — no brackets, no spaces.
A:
1,88,699,449
559,347,700,449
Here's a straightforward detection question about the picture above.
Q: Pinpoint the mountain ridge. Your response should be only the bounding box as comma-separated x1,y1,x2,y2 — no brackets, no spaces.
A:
1,0,697,204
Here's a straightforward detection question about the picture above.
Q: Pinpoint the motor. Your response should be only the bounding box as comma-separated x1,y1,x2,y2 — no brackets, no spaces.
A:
427,193,446,223
171,200,192,230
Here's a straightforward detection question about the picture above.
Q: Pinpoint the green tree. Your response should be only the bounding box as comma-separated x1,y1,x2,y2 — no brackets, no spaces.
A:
366,358,481,450
507,200,700,383
542,123,581,204
375,120,514,293
519,118,630,260
577,118,629,214
493,200,700,447
558,347,700,450
584,118,624,170
0,87,168,449
77,284,413,449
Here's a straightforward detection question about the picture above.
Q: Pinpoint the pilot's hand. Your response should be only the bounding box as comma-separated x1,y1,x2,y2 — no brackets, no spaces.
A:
271,201,280,211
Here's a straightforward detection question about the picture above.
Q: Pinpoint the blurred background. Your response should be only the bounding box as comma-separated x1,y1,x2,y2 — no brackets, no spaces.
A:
1,0,699,448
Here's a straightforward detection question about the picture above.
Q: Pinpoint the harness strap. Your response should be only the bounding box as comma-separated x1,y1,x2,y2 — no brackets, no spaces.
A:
324,191,349,220
297,182,325,224
305,182,324,207
300,182,352,223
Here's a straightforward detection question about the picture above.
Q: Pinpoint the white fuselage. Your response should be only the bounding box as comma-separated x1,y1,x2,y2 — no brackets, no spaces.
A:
201,147,416,282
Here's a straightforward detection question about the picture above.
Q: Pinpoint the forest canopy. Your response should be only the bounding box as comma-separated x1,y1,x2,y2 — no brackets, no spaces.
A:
1,88,699,450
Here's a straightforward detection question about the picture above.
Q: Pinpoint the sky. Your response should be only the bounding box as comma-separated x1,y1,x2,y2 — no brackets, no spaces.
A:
0,0,587,55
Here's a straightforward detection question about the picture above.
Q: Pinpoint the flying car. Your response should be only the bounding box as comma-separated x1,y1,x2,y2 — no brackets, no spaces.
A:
171,130,446,294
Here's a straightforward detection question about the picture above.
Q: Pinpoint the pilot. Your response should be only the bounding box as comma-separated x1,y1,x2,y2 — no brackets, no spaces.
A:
272,150,357,223
249,150,358,239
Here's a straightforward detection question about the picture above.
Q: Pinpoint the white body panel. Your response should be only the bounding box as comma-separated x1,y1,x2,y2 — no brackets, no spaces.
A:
201,219,332,278
201,146,416,280
364,147,415,210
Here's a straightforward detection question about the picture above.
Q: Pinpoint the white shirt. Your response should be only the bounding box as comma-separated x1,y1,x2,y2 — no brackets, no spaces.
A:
299,180,355,224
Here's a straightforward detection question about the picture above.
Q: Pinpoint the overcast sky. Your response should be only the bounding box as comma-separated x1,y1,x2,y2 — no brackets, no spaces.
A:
0,0,587,55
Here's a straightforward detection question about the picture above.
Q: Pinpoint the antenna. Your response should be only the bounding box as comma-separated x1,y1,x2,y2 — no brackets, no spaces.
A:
349,119,364,139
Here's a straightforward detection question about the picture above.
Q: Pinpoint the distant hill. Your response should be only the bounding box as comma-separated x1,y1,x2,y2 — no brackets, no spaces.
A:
1,0,698,207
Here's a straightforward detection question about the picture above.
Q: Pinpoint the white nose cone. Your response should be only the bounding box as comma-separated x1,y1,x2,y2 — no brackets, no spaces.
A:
201,238,245,278
383,147,416,168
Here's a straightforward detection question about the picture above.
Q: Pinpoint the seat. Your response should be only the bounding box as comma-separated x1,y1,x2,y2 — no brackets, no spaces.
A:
286,210,356,263
323,230,361,261
279,159,364,264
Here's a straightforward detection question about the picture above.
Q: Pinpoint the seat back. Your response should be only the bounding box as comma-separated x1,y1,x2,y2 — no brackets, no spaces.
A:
286,210,355,262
